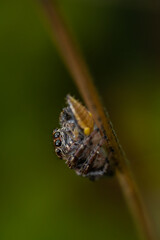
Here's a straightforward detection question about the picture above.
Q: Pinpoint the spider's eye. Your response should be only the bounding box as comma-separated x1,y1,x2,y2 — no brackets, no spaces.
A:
53,131,60,139
55,139,61,147
55,148,62,158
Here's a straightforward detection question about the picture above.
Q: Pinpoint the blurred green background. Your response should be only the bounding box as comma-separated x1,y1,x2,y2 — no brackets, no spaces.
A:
1,0,160,239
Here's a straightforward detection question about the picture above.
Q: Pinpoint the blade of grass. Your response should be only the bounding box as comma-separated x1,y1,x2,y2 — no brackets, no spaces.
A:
37,1,157,239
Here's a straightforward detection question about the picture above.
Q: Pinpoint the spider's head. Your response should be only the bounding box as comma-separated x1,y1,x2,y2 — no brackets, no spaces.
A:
53,129,63,159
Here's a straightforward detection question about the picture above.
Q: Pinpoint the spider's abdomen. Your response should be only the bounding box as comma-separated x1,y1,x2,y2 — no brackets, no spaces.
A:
67,95,94,135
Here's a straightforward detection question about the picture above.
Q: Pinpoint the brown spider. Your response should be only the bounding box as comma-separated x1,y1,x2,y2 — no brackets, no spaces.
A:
53,95,112,180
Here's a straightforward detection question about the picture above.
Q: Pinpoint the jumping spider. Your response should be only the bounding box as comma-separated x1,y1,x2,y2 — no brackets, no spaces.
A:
53,95,112,180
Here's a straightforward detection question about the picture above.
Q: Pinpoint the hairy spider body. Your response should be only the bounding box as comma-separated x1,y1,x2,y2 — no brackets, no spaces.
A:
53,95,110,180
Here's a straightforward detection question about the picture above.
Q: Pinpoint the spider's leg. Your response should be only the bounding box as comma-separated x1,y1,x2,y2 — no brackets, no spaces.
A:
80,137,106,174
67,128,99,168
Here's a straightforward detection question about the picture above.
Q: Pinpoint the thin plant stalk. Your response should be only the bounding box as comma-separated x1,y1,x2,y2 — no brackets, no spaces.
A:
37,1,157,239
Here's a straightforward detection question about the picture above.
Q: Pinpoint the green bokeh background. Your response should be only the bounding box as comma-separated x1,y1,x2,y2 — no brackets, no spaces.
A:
1,1,160,239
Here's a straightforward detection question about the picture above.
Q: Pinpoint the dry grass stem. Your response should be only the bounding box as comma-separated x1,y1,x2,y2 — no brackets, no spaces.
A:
37,1,157,239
